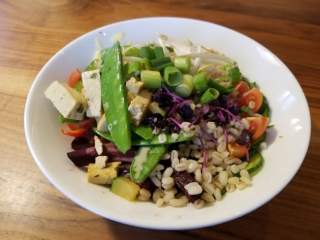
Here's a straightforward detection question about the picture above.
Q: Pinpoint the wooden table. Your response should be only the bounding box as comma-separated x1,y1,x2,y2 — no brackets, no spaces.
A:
1,0,319,239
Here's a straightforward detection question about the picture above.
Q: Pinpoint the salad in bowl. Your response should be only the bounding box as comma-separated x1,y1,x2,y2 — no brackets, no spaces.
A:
44,34,271,209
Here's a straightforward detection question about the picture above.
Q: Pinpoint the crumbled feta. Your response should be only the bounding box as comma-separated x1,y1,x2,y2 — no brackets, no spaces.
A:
95,155,108,169
126,77,143,94
128,90,151,126
94,136,103,155
82,70,101,117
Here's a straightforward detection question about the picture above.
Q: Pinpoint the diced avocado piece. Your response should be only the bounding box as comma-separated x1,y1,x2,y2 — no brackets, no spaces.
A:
111,177,140,201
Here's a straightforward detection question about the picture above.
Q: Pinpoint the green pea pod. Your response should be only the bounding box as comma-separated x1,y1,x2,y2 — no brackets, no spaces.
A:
130,145,167,183
101,42,131,153
132,125,154,140
132,132,194,146
93,128,113,141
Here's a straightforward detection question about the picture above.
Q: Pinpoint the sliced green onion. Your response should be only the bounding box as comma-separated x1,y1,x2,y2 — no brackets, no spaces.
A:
200,88,220,104
128,61,141,75
123,46,140,57
139,46,155,60
175,74,194,97
153,47,165,58
164,66,182,87
193,72,208,93
174,57,191,73
141,70,162,89
150,57,172,71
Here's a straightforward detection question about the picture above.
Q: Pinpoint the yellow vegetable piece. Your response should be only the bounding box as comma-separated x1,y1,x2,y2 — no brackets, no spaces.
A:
111,177,140,201
87,162,120,185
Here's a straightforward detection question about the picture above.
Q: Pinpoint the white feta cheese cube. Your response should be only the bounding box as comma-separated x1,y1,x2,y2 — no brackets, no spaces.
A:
44,81,85,120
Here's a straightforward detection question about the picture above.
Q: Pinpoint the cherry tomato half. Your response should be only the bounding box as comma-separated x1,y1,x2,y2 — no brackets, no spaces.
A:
246,116,269,140
61,127,87,137
67,69,81,88
234,81,250,96
239,88,263,112
228,143,248,158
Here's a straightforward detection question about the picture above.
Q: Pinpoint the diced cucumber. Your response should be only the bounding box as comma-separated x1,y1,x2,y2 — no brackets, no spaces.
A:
246,152,264,176
111,177,140,201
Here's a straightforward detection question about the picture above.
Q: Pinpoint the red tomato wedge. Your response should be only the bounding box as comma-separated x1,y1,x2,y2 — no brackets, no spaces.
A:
239,88,263,112
234,81,250,96
246,116,269,140
228,143,248,158
67,69,81,88
61,127,87,137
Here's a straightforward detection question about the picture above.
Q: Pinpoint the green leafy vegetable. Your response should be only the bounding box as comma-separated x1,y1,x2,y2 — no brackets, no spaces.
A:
249,132,266,156
150,57,172,71
139,46,155,60
208,79,233,94
58,113,79,123
259,97,271,118
246,152,264,176
240,106,254,116
153,46,165,58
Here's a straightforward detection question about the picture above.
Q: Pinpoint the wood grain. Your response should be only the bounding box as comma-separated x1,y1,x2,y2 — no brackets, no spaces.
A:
0,0,319,239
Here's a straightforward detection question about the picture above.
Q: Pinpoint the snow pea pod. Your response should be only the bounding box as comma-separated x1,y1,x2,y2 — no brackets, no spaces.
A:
132,132,194,146
101,42,131,153
132,125,154,140
93,128,113,141
130,145,167,183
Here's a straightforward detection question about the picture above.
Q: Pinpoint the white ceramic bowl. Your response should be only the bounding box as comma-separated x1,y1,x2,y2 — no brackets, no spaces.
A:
24,17,311,230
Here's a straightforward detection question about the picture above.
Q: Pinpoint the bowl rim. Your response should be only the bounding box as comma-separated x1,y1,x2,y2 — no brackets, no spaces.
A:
24,16,311,230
